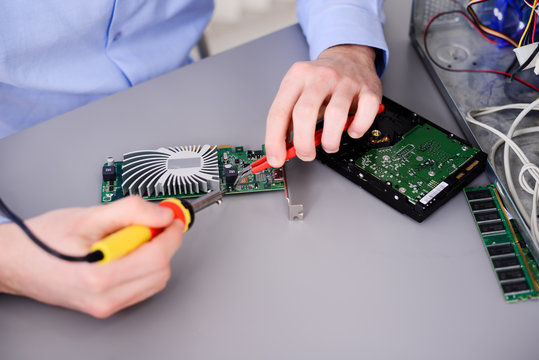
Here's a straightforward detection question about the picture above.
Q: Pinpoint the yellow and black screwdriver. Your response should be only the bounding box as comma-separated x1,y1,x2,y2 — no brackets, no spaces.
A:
0,190,227,264
90,189,228,264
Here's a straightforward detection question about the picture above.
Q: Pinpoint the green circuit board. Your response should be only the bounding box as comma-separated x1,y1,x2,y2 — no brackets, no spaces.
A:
357,123,480,205
464,185,539,303
101,145,284,203
218,146,285,194
101,162,125,203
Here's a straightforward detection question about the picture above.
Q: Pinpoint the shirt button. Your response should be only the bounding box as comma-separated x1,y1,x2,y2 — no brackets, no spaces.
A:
113,32,122,41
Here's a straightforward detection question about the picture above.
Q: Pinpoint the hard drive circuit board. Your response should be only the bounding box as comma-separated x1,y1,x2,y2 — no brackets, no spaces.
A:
317,96,487,222
357,122,479,206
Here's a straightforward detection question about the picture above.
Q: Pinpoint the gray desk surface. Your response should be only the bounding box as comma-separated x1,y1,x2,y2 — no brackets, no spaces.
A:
1,1,538,359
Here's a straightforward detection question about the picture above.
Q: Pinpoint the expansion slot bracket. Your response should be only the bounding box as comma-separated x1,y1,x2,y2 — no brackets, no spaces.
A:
283,164,304,221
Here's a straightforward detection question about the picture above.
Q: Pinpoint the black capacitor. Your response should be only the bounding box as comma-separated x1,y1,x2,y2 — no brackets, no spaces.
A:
103,165,116,182
224,165,238,185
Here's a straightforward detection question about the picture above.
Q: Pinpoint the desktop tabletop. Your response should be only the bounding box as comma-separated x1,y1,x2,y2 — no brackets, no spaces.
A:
1,1,538,359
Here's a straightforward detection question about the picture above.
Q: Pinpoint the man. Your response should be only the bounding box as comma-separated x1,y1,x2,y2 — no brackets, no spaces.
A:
0,0,387,317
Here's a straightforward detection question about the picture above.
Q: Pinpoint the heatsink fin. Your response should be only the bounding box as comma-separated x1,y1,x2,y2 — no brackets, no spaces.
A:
121,145,220,197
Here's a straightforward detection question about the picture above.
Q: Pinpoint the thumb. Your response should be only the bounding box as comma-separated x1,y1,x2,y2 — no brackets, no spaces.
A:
82,196,175,239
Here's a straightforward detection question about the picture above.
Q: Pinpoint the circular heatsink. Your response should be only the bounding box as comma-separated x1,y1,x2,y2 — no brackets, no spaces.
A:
121,145,220,197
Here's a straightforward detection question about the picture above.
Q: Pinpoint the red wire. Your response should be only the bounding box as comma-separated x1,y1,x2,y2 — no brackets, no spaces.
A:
441,10,497,44
446,68,539,91
423,11,539,92
532,10,537,43
466,1,517,46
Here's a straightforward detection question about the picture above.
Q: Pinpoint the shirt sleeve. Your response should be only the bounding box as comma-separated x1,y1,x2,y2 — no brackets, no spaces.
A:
0,216,11,225
296,0,388,77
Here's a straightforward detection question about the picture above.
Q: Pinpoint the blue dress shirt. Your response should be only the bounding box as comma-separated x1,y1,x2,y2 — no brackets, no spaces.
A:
0,0,387,140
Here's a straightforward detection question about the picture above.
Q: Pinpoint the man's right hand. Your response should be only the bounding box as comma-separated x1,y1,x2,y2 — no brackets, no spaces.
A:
265,44,382,167
0,196,183,318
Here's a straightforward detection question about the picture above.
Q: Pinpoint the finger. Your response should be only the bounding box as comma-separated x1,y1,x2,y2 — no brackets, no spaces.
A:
109,269,170,314
291,85,332,161
82,269,170,318
320,81,357,153
82,220,183,289
118,219,184,266
85,219,184,317
81,196,175,240
265,69,304,167
347,89,382,139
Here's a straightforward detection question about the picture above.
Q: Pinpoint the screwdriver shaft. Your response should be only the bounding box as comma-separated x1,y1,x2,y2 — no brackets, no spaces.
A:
189,188,228,213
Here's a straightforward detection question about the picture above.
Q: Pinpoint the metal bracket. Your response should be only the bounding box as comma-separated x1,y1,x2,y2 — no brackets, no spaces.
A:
282,163,304,221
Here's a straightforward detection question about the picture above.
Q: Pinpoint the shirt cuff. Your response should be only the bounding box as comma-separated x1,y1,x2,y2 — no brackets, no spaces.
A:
0,216,11,225
298,3,389,77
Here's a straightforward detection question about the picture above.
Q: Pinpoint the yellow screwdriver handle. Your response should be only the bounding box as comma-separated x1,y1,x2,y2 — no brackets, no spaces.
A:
91,198,193,264
91,225,155,264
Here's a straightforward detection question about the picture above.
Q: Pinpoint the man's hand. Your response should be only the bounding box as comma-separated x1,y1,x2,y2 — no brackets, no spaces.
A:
0,196,183,318
265,44,382,167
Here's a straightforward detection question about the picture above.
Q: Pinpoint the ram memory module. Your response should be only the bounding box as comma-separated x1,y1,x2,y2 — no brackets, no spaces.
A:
464,185,539,302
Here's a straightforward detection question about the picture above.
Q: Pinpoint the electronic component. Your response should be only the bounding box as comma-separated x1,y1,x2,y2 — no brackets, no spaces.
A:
474,211,501,222
317,97,487,222
101,144,285,203
121,145,220,197
464,185,539,303
102,165,116,183
272,168,284,180
469,200,496,211
368,128,391,146
224,165,238,185
513,42,539,74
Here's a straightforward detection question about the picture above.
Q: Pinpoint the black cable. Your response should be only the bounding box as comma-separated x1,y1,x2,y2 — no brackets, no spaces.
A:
0,197,103,263
505,56,520,74
511,43,539,79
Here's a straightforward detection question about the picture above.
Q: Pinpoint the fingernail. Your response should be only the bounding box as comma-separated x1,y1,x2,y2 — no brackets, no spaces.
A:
349,131,360,139
297,153,314,161
324,147,338,154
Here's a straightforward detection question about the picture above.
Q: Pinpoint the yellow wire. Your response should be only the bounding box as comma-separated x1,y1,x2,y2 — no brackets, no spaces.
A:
519,0,538,47
466,0,519,47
